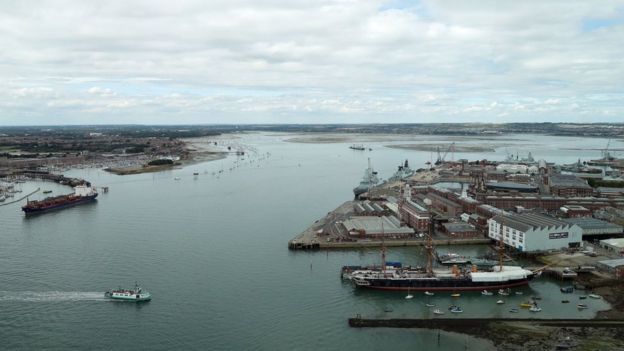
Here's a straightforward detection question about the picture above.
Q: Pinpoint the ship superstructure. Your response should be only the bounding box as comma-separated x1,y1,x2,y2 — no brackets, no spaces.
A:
353,158,380,198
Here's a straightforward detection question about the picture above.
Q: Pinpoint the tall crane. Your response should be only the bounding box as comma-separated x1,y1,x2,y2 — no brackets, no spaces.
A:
435,142,456,165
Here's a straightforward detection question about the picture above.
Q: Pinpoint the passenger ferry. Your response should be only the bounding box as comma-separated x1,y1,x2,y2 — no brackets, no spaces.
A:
105,283,151,302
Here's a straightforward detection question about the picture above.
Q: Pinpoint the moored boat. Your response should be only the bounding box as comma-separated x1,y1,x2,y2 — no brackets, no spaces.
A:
589,294,601,299
105,283,151,302
577,304,588,309
481,290,493,296
450,306,463,313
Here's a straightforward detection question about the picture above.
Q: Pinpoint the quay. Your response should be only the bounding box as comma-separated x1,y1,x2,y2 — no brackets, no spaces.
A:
348,317,624,329
289,237,491,250
288,200,491,250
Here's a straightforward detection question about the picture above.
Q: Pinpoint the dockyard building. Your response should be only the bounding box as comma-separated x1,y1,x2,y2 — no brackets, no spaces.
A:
599,238,624,255
342,216,415,239
398,198,430,232
488,212,583,253
549,174,594,197
442,222,480,238
563,218,623,238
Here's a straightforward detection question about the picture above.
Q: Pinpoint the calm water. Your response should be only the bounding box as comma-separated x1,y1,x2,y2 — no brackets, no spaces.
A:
0,133,619,350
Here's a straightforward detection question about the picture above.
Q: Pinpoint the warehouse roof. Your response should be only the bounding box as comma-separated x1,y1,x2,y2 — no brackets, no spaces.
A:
486,181,538,192
343,216,415,235
491,212,572,232
549,174,592,189
443,222,477,233
563,218,623,233
598,258,624,268
600,238,624,249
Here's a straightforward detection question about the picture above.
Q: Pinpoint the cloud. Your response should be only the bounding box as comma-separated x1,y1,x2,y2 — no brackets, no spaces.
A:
0,0,623,124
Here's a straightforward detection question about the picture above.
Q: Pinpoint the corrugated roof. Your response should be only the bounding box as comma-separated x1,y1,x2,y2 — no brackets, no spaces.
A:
550,174,592,189
598,258,624,268
491,212,572,232
600,238,624,248
563,218,623,232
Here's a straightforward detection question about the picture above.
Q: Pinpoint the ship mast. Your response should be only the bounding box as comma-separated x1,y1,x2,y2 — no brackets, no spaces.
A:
380,219,386,274
425,213,434,276
498,215,506,272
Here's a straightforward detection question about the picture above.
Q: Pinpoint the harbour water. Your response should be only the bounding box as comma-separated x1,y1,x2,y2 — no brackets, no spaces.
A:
0,133,619,350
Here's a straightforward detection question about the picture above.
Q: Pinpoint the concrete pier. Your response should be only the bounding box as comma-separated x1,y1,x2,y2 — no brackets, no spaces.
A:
348,317,624,329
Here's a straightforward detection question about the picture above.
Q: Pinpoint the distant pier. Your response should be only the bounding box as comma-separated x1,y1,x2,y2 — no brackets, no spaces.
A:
348,317,624,329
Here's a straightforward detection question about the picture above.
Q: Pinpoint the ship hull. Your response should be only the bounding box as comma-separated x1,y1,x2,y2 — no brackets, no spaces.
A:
354,276,531,291
22,194,98,214
105,292,151,302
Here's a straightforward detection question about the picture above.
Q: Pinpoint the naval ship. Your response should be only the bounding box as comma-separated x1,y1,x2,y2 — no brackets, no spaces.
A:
353,158,380,198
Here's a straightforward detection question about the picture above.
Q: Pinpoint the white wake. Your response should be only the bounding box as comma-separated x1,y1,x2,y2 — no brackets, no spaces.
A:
0,291,107,302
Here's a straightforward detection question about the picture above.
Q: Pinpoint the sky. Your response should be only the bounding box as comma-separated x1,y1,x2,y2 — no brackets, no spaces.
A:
1,0,623,125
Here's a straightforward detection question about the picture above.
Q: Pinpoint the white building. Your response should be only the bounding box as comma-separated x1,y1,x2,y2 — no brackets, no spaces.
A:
600,238,624,255
488,213,583,253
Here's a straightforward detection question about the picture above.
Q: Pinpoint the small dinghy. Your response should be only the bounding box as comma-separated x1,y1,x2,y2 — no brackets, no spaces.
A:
450,306,463,313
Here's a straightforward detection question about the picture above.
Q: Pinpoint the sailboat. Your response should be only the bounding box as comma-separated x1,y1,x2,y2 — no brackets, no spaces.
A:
405,286,413,299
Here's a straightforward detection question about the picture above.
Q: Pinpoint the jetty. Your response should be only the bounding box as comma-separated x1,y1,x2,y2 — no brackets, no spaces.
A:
348,317,624,329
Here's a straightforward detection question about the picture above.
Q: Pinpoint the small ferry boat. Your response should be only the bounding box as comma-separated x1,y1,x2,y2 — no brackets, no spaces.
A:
105,283,151,302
